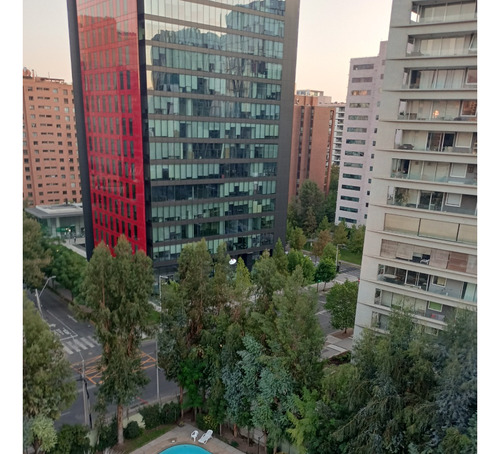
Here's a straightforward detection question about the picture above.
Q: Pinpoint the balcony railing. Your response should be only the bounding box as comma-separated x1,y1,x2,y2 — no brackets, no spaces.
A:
390,171,477,186
398,113,476,122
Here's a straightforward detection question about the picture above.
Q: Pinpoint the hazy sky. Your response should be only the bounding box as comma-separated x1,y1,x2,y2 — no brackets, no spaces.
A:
23,0,393,102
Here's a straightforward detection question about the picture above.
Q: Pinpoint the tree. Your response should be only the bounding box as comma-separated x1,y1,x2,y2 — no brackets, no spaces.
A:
272,238,288,276
45,243,87,300
312,229,331,258
75,236,155,445
317,216,331,234
298,180,325,225
158,281,190,416
302,206,318,238
29,415,58,454
325,280,358,332
314,258,336,290
288,226,307,251
287,250,315,284
332,220,349,246
177,239,213,344
23,294,76,454
233,257,252,304
23,212,51,289
51,424,91,454
251,250,286,312
271,268,325,390
322,242,338,263
23,294,76,421
349,224,366,254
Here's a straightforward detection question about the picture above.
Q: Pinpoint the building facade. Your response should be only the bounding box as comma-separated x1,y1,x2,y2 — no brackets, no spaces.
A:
335,42,386,227
354,0,477,337
288,92,343,202
22,69,82,206
67,0,300,274
332,103,345,165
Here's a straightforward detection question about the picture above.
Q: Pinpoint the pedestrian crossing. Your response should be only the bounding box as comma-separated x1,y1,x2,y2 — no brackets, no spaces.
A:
61,336,100,355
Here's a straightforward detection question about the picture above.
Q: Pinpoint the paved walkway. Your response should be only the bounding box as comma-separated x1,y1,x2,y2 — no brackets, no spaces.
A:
130,423,243,454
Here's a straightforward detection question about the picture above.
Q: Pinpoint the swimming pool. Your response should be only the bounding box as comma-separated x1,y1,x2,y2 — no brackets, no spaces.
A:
159,444,211,454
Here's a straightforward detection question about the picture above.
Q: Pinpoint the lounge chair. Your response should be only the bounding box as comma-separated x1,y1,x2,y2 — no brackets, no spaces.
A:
191,430,199,442
198,429,213,444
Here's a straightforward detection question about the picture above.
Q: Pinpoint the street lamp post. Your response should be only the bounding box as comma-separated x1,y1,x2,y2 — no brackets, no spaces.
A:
336,244,345,273
158,275,171,301
35,275,56,319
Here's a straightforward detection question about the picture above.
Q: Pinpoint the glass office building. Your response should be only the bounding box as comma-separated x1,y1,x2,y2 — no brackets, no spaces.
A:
67,0,300,275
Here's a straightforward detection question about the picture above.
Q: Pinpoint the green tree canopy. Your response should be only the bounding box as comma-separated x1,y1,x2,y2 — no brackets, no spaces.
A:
288,226,307,251
349,224,366,254
23,212,51,289
75,236,154,445
23,294,76,421
325,280,358,332
45,244,87,300
23,294,76,454
332,221,349,246
314,258,336,290
312,229,332,258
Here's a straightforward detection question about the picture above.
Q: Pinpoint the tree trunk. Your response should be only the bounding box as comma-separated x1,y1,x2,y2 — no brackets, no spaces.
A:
117,403,124,445
233,422,237,437
180,386,184,418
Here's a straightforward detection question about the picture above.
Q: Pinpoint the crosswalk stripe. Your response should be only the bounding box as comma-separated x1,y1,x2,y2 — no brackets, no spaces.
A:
80,337,96,348
73,338,88,350
63,345,72,355
65,341,80,352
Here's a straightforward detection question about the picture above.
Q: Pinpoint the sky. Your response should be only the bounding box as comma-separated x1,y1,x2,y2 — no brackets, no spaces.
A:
22,0,394,102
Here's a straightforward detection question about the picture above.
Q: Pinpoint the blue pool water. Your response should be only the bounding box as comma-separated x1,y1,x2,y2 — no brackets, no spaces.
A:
159,444,211,454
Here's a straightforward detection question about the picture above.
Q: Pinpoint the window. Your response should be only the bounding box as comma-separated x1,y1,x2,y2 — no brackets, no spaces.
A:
461,100,477,116
445,193,462,206
428,301,443,312
432,276,446,286
353,64,374,70
466,68,477,85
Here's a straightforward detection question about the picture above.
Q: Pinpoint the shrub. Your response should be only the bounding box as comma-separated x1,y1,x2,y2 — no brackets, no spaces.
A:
51,424,91,454
139,404,161,430
160,401,180,425
95,417,117,452
196,413,218,432
124,420,142,440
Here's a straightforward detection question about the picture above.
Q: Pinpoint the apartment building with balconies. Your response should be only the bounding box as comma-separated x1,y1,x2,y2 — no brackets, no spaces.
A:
335,42,386,227
22,69,81,206
354,0,477,337
288,92,343,201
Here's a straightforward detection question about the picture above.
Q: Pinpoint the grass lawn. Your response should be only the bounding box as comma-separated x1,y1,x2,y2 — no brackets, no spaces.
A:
338,249,362,266
121,424,174,453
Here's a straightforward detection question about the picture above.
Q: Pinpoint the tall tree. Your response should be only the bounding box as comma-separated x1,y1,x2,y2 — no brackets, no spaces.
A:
23,294,76,453
349,224,366,254
23,212,51,289
302,206,318,238
314,258,337,290
158,281,190,416
288,226,307,251
177,239,213,344
251,250,285,313
332,220,349,246
325,280,358,332
312,229,332,258
298,180,325,225
75,236,154,445
317,216,331,234
45,244,87,300
271,268,325,390
272,238,289,276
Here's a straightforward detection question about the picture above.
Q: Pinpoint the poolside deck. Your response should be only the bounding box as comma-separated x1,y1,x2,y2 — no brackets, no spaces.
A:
130,423,244,454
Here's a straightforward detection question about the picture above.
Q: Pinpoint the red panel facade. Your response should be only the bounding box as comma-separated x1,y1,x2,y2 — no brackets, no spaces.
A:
76,0,146,252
